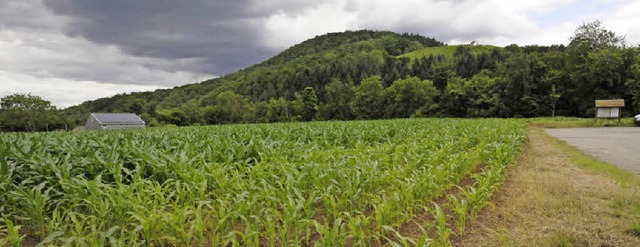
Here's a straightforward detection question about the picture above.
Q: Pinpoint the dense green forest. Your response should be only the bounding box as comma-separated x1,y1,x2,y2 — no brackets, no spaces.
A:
4,22,639,131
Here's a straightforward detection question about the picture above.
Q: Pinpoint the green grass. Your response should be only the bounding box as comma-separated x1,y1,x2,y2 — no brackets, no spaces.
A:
628,222,640,237
531,117,636,128
0,118,527,245
398,44,501,60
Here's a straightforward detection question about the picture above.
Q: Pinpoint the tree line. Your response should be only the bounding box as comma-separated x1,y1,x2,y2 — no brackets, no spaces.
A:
134,22,640,126
2,22,640,131
0,94,67,132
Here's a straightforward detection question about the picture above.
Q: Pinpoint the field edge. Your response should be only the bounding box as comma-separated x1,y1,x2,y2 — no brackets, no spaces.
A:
455,126,640,246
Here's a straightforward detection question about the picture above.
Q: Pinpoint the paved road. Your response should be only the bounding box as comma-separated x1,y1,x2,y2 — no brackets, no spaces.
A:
545,128,640,174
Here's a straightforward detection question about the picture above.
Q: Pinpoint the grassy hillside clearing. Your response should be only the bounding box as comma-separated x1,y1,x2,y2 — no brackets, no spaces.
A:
398,44,501,61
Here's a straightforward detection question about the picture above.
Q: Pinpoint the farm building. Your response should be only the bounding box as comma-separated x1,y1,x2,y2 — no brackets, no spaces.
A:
85,113,145,130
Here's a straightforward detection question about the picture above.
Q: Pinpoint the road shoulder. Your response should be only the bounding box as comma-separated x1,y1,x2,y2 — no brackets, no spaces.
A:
456,126,640,246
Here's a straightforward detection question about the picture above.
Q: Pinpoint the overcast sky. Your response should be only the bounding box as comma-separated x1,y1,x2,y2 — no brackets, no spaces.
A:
1,0,639,108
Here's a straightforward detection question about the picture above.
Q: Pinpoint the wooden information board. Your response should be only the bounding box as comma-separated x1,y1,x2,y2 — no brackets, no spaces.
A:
595,99,624,124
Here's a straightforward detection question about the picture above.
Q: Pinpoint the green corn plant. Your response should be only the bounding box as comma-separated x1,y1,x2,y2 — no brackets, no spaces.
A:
380,225,416,246
312,217,347,247
0,218,25,246
190,202,210,245
345,213,370,246
262,209,278,246
0,118,526,245
406,219,435,247
431,203,451,247
10,182,52,238
45,207,66,239
448,195,468,236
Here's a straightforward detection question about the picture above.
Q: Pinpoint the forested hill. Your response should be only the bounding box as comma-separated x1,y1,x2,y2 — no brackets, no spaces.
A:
62,25,640,127
62,30,446,125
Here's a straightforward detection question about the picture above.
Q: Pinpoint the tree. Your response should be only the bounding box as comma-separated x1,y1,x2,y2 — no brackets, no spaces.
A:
431,56,453,92
181,99,204,125
300,87,319,121
156,108,190,126
320,78,355,120
566,21,627,116
497,51,536,117
352,75,385,119
466,72,507,117
254,98,291,123
439,72,506,118
266,98,292,122
477,48,505,73
453,46,478,78
626,58,640,113
569,20,624,51
384,76,438,118
213,91,255,124
549,84,561,117
125,99,146,115
0,93,60,132
586,48,626,99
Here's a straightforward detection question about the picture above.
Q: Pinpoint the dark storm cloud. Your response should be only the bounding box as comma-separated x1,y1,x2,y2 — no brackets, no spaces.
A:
43,0,291,75
0,1,64,30
39,0,515,76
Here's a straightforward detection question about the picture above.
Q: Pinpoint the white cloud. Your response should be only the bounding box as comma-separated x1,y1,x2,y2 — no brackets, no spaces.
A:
0,71,164,108
259,0,578,48
259,0,640,48
262,0,358,50
597,0,640,46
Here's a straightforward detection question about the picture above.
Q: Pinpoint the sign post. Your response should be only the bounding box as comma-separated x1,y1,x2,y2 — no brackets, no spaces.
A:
595,99,624,125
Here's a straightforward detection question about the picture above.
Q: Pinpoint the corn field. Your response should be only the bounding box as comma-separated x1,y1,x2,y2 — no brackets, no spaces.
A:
0,118,526,246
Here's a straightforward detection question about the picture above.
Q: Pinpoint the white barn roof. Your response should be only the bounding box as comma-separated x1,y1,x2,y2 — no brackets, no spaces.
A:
91,113,145,125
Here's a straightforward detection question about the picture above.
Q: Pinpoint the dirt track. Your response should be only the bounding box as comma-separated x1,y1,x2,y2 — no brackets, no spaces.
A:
545,127,640,174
